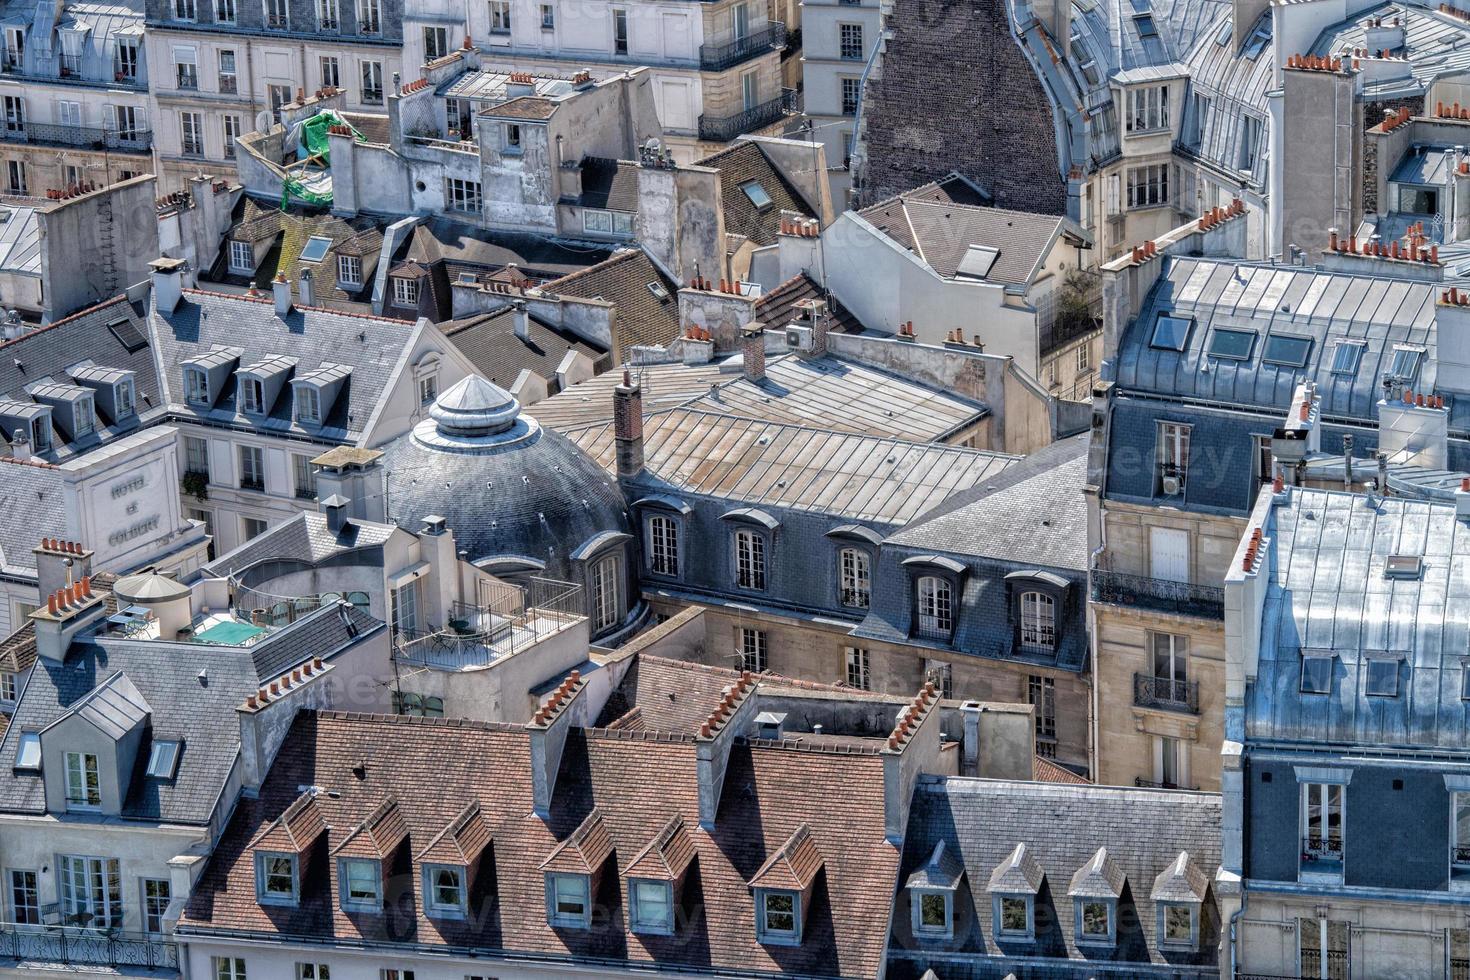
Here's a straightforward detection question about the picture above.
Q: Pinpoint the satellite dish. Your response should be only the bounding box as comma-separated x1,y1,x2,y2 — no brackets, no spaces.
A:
254,109,273,132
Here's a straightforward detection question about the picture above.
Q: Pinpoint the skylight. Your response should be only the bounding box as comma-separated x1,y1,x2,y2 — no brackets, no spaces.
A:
1207,328,1256,361
299,236,333,263
1388,346,1423,382
147,739,181,779
1241,22,1270,60
1300,655,1333,695
1385,554,1423,580
646,281,670,302
955,244,1001,280
1150,313,1192,351
1330,340,1364,375
1134,13,1158,38
1262,334,1312,368
740,180,772,209
14,731,39,770
1365,659,1399,697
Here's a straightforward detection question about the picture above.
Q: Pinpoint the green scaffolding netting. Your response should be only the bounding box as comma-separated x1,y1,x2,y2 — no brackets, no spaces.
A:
280,111,361,209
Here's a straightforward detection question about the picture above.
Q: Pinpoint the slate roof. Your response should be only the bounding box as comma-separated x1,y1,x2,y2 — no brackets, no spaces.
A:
857,0,1066,212
856,193,1072,286
203,512,400,581
1247,487,1470,750
443,305,611,392
0,623,36,674
0,457,66,578
0,294,162,460
577,158,640,212
179,709,901,979
484,95,558,119
887,777,1222,973
699,140,815,248
2,0,146,86
565,408,1019,526
546,249,680,360
754,274,865,334
404,219,612,282
0,601,383,823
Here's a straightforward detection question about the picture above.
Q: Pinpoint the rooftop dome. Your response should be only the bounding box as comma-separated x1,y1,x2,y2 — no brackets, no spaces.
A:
380,374,630,580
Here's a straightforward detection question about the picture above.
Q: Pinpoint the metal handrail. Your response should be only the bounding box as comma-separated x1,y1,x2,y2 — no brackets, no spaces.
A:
698,88,798,142
1091,568,1224,619
699,23,787,71
395,576,584,671
1133,672,1200,713
0,122,152,151
0,924,179,970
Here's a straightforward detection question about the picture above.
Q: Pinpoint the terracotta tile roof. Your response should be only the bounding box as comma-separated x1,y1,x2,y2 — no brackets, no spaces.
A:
247,790,327,853
1033,756,1090,784
331,797,409,858
539,808,614,875
623,814,697,881
698,141,814,247
748,823,823,891
546,249,679,360
486,96,558,120
0,623,36,674
577,158,640,212
180,709,899,978
415,802,492,865
753,273,864,333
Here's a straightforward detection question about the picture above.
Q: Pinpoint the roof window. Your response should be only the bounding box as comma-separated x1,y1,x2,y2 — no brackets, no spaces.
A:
956,244,1001,280
299,236,333,263
146,739,182,779
13,731,39,771
1330,340,1364,375
1207,327,1255,361
1388,345,1423,383
1149,313,1192,351
1134,13,1158,37
1365,658,1399,697
1262,334,1312,368
1300,654,1333,694
740,180,772,209
1385,554,1423,580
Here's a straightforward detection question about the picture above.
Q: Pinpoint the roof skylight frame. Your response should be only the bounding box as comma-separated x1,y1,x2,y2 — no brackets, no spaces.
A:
1262,333,1312,369
1300,654,1333,695
1330,340,1365,375
1364,658,1400,698
740,180,773,209
1206,327,1257,361
299,235,333,263
1133,13,1158,38
1149,312,1192,351
13,731,39,771
1384,554,1424,580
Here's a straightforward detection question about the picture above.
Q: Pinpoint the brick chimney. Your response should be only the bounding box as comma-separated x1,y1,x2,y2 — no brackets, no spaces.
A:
32,538,93,605
30,577,108,662
613,369,643,479
741,325,766,383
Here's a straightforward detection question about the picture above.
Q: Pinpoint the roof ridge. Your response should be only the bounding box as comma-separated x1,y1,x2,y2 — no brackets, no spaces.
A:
668,406,1022,459
0,293,132,351
544,247,646,290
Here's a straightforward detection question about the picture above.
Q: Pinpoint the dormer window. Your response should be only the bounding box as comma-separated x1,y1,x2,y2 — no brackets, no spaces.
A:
392,277,418,307
546,872,590,928
749,824,821,947
1019,590,1056,653
116,379,135,418
913,890,951,937
339,858,382,910
1300,654,1333,694
996,894,1033,937
916,575,953,640
1161,902,1198,947
296,386,321,425
64,751,101,808
184,366,210,406
906,840,962,940
73,396,95,436
229,240,253,274
338,254,362,287
622,813,694,937
146,739,181,779
1077,899,1115,943
988,842,1043,941
757,889,800,944
1152,850,1208,949
255,852,299,905
424,864,467,917
629,879,673,935
30,414,50,452
240,377,264,414
1365,657,1400,697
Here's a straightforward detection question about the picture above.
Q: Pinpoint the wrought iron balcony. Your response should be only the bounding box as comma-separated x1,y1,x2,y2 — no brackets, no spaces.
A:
1133,672,1199,714
840,588,869,609
1090,569,1224,619
698,88,799,142
0,122,151,152
0,925,179,972
700,23,787,71
1134,776,1199,791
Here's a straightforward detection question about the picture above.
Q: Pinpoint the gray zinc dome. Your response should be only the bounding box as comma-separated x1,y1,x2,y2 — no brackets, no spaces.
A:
380,375,630,580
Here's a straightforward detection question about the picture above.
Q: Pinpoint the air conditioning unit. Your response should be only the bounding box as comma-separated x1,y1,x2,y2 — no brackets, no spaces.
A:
786,324,813,351
1161,474,1182,497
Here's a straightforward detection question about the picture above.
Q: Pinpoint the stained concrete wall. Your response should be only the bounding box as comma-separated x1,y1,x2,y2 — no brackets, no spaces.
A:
39,174,160,322
1279,66,1359,260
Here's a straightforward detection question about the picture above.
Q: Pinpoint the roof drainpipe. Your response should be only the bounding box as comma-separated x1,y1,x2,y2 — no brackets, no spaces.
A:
1341,433,1353,489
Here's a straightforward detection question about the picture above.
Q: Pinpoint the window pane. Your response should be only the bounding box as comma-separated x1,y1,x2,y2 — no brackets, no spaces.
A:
918,892,946,927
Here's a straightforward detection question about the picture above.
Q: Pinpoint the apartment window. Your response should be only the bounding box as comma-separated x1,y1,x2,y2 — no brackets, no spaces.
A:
5,159,24,196
0,670,14,702
915,575,953,639
995,894,1033,937
1029,674,1056,740
757,889,801,944
1160,902,1197,948
540,3,554,27
1453,792,1470,884
839,22,864,59
116,41,140,79
1075,342,1090,374
184,367,210,405
256,852,299,903
142,878,171,934
265,0,288,28
65,752,101,807
583,209,634,235
293,453,318,499
213,957,247,979
243,516,268,541
1126,163,1169,209
841,76,860,115
1157,421,1189,495
217,49,237,92
318,0,339,29
338,254,363,286
739,627,767,673
489,0,511,32
417,373,437,405
59,855,120,927
240,377,264,415
380,972,414,980
1240,115,1264,171
741,71,759,111
1298,918,1349,980
238,445,265,491
0,96,21,136
838,547,871,609
2,28,20,69
647,514,679,576
621,877,673,934
591,555,621,632
1301,782,1344,878
358,0,380,31
319,55,340,90
1301,654,1333,694
1148,632,1189,705
296,385,322,424
228,240,254,273
72,397,95,436
425,865,467,916
390,579,420,634
1125,85,1169,133
180,111,204,156
175,50,198,89
1077,898,1115,944
911,887,952,938
146,740,181,778
392,277,419,307
29,415,49,452
297,966,330,980
424,26,448,59
1019,591,1055,653
361,61,384,103
223,115,240,158
612,8,628,53
502,123,522,153
1365,657,1399,697
734,528,766,590
267,84,291,116
215,0,235,20
845,646,870,690
335,857,381,911
445,177,482,213
546,873,590,927
184,435,210,477
8,870,38,925
1389,345,1424,384
174,0,196,18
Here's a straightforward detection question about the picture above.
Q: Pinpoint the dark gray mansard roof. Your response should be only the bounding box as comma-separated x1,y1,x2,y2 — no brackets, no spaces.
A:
887,777,1222,979
1249,487,1470,751
0,603,381,824
203,512,399,582
0,458,66,579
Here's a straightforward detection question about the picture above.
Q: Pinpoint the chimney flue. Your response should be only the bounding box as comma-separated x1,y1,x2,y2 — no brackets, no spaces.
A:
613,369,644,479
512,298,530,340
272,275,293,317
741,326,766,383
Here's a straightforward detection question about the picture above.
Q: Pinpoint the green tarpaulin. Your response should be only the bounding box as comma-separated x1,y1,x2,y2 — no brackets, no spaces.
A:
280,110,362,209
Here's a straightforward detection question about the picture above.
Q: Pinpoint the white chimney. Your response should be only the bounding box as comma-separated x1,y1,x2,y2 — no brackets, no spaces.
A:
1457,477,1470,521
272,275,293,317
512,299,530,340
298,268,315,307
10,426,28,461
149,257,186,314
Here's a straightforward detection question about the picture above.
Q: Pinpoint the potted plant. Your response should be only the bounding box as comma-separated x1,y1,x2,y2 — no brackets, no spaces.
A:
181,470,209,501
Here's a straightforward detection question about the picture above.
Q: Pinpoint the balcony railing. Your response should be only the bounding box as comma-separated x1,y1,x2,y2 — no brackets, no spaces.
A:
840,588,870,609
1133,672,1200,714
239,476,264,491
0,925,179,972
0,122,152,152
1135,776,1199,791
699,87,799,141
395,576,584,672
699,23,787,71
1091,569,1224,619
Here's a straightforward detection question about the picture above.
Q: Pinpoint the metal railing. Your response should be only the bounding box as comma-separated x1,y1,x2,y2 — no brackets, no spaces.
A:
1302,837,1343,863
0,925,179,971
405,134,477,155
395,576,583,671
0,122,152,152
233,583,371,629
238,476,264,491
840,588,870,609
698,88,799,141
1135,776,1200,791
699,23,787,71
1133,672,1200,714
1090,569,1224,619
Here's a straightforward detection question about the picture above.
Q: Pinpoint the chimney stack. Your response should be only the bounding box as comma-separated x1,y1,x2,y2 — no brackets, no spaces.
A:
298,268,315,307
613,369,644,479
272,275,293,317
149,257,186,314
512,298,530,341
741,325,766,383
10,426,29,461
322,493,352,534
